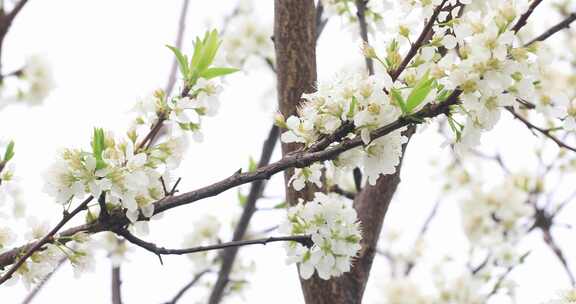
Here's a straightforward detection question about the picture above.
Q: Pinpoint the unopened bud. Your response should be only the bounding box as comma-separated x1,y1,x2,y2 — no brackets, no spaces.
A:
274,113,287,128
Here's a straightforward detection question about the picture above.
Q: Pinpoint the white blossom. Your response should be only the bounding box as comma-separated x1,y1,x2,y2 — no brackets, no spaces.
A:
281,192,362,280
290,163,324,191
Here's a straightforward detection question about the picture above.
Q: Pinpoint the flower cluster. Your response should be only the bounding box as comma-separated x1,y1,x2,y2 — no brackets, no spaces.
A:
0,140,24,249
133,79,222,143
459,179,533,247
319,0,389,33
8,230,94,288
221,0,274,68
42,132,178,223
17,55,55,104
0,55,54,109
427,1,543,151
181,215,255,300
43,30,236,226
543,288,576,304
380,277,431,304
182,215,222,270
280,72,408,187
281,192,362,280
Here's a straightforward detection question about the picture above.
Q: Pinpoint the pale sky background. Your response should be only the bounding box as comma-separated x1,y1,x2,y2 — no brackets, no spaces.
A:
0,1,575,303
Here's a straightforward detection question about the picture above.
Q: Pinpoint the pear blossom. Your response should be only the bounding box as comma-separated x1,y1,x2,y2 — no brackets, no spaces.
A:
182,215,221,271
381,278,431,304
14,244,64,288
280,72,408,186
362,129,407,185
460,179,532,247
222,1,274,68
281,192,362,280
290,163,324,191
543,288,576,304
17,55,55,105
0,226,15,250
555,98,576,131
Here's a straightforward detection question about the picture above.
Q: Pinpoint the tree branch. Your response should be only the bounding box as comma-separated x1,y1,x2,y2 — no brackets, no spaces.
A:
0,195,93,285
165,0,191,94
355,0,374,75
0,91,461,273
526,12,576,45
506,107,576,153
20,257,66,304
315,1,329,42
111,266,123,304
511,0,544,33
116,229,311,257
207,125,279,304
542,229,576,286
0,0,29,78
165,270,211,304
390,0,447,81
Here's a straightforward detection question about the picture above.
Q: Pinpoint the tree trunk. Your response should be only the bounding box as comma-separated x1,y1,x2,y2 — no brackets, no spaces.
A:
274,1,412,303
298,131,413,304
274,0,319,205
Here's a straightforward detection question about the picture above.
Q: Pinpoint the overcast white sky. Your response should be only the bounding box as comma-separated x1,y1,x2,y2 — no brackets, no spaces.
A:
0,1,575,303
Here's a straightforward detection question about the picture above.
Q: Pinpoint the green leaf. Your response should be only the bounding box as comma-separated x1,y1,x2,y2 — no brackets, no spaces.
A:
190,37,204,72
197,30,221,73
199,67,239,79
237,190,247,207
3,141,15,162
347,96,357,118
166,45,190,78
91,128,106,170
273,201,287,209
391,88,408,115
248,157,257,172
406,71,435,113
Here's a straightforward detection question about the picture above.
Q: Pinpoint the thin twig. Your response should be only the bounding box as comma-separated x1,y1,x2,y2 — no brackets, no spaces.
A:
486,263,517,299
527,12,576,46
0,196,93,285
315,1,329,41
165,270,211,304
470,150,511,174
0,0,30,78
20,257,66,304
405,200,441,275
169,177,182,196
116,229,311,257
329,185,356,200
111,266,123,304
165,0,191,94
207,125,279,304
507,107,576,153
542,229,576,286
355,0,374,75
352,0,374,190
390,0,447,81
512,0,544,33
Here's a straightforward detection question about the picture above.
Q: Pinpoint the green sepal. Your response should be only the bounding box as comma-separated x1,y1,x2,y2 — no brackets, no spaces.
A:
3,141,15,162
391,88,408,115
